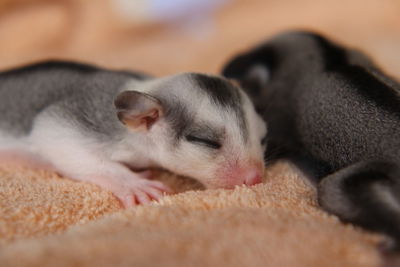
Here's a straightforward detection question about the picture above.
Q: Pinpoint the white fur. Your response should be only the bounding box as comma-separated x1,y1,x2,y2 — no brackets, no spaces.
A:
132,73,267,188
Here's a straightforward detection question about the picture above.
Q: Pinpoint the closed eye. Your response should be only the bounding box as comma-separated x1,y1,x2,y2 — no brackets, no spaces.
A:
185,135,221,149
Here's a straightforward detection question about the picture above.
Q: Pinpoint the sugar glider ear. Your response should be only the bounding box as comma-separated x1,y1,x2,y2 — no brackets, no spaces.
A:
241,64,270,92
222,52,271,97
114,91,163,131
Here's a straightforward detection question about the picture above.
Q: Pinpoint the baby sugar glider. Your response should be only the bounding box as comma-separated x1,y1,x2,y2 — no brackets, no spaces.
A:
0,61,266,207
223,31,400,249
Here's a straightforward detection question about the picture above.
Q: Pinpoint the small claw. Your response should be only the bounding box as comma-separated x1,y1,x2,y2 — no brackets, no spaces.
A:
143,186,164,201
146,180,172,194
134,190,152,204
120,194,136,208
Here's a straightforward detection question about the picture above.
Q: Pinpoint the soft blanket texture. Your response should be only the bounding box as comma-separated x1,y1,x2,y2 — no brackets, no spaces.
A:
0,162,383,267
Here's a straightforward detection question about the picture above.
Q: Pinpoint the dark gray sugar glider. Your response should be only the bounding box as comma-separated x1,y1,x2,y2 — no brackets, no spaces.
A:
223,31,400,249
0,61,266,207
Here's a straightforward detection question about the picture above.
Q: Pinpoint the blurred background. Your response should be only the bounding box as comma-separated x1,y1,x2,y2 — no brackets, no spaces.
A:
0,0,399,77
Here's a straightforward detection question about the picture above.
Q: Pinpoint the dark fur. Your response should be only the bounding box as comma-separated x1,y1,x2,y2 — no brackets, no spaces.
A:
222,31,400,249
190,74,247,141
0,61,147,140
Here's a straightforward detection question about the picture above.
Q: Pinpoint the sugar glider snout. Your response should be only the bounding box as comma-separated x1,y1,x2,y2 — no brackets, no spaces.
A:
0,61,267,207
243,163,264,186
213,157,265,188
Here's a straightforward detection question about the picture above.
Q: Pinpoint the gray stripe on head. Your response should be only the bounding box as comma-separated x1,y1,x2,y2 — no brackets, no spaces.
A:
162,96,194,144
190,74,248,142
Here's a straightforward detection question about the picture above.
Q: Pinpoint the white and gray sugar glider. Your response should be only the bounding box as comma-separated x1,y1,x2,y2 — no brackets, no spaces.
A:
0,61,267,207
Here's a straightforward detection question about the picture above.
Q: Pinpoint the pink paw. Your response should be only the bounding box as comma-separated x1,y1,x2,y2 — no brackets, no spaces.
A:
114,179,172,208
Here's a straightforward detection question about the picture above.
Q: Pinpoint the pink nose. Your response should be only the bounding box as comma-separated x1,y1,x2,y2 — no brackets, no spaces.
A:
243,168,263,186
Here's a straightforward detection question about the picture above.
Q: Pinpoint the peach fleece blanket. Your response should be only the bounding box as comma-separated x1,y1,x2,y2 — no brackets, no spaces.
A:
0,162,384,267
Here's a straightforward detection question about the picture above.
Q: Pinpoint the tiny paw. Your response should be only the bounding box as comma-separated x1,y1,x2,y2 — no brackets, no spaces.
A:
114,179,172,208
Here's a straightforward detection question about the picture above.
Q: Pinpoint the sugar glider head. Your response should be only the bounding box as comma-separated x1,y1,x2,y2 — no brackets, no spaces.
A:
222,31,372,112
114,73,267,189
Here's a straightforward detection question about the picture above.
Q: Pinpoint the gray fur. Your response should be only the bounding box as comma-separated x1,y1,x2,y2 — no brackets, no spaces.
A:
190,73,248,142
0,60,248,151
0,61,145,140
